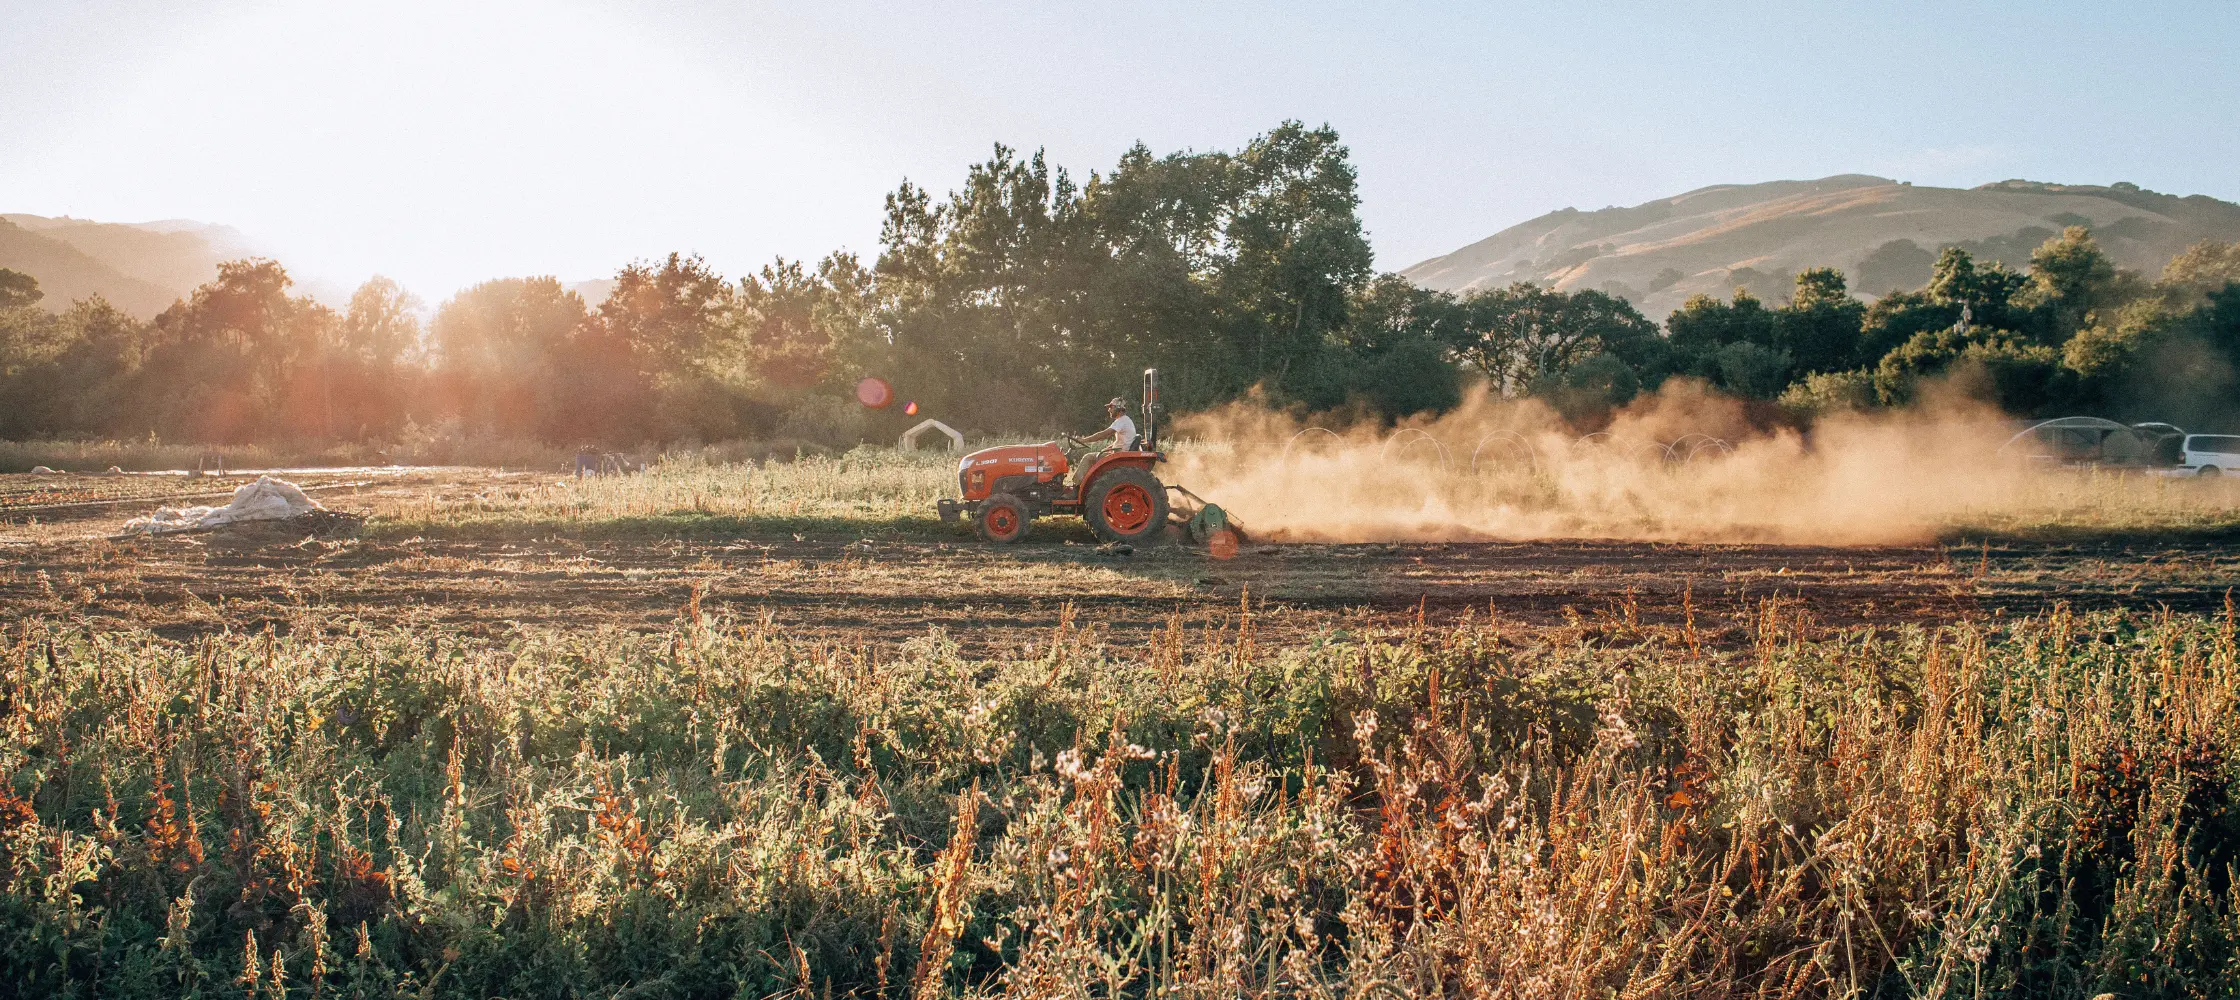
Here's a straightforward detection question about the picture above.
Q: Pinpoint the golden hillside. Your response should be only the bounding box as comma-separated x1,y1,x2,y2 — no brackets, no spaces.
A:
1402,175,2240,318
0,214,248,317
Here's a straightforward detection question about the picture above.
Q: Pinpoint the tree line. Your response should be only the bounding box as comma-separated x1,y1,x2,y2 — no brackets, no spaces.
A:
4,123,2239,449
1648,232,2240,430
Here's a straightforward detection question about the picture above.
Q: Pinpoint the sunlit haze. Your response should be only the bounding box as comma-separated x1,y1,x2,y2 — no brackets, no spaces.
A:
5,0,2236,303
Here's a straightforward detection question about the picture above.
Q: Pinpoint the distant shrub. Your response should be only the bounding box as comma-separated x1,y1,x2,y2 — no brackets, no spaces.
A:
776,393,871,449
1779,368,1878,413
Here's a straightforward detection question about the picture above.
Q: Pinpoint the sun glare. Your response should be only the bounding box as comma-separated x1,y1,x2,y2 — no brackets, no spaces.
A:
12,0,867,299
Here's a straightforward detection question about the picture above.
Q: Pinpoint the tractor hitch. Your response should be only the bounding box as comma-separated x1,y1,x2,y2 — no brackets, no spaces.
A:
1166,485,1245,545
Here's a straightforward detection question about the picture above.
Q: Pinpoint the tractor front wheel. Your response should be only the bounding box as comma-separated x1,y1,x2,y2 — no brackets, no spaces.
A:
976,494,1032,543
1084,466,1169,544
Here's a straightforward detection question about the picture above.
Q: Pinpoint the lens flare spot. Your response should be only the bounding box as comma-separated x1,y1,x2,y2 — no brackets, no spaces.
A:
855,377,892,409
1208,528,1239,560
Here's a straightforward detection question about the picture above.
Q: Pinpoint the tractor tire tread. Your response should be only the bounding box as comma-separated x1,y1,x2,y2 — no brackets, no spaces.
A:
1084,466,1169,545
976,493,1033,543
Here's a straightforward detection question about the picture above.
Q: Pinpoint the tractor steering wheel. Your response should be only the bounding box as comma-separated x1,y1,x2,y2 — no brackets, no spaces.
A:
1060,433,1087,448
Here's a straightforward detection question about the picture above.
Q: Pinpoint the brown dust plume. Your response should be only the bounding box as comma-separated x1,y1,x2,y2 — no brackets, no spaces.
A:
1166,381,2235,545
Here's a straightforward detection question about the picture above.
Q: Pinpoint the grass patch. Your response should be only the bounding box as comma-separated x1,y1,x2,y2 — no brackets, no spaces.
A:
1936,470,2240,542
364,511,959,543
353,447,1118,544
1942,521,2240,546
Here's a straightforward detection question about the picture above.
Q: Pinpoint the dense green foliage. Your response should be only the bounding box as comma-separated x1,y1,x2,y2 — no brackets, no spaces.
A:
1644,230,2240,424
6,609,2240,997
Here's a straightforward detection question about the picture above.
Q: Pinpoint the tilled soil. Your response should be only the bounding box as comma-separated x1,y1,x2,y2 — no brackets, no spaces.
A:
5,527,2232,652
3,469,2232,650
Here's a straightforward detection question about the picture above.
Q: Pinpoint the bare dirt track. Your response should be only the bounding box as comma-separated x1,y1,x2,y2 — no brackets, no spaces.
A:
2,469,2232,650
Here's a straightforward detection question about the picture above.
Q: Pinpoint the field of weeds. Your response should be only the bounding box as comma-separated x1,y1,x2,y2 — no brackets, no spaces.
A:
4,606,2240,998
4,448,2240,997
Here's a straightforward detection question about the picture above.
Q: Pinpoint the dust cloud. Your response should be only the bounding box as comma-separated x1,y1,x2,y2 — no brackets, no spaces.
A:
1165,381,2228,546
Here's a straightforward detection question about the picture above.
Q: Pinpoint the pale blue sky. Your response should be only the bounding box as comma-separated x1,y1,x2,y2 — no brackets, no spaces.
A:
3,0,2235,302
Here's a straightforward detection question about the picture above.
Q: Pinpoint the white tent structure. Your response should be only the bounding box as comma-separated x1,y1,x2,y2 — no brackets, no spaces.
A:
899,419,964,453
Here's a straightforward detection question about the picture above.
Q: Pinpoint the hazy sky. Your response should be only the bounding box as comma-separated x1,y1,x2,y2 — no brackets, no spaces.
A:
4,0,2236,303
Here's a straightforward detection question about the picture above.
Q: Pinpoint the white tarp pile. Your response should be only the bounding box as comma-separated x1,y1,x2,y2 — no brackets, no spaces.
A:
127,476,324,535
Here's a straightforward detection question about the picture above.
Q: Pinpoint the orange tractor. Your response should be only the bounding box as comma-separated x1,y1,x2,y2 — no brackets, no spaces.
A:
936,369,1235,547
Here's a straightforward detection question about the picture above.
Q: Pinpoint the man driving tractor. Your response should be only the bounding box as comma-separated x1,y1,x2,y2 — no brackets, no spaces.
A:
936,368,1238,548
1062,397,1137,479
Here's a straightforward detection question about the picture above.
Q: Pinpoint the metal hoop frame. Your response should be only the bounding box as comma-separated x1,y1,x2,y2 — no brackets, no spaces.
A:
1280,426,1343,463
1668,433,1734,462
1379,428,1453,471
1469,430,1540,475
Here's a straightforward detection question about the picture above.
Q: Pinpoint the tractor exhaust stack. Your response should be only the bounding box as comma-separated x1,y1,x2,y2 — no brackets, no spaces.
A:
1141,367,1161,452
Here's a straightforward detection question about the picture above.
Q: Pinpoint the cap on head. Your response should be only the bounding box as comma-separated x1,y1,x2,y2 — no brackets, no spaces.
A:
1106,397,1128,411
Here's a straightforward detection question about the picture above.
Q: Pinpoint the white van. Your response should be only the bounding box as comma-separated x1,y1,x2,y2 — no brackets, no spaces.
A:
2179,434,2240,477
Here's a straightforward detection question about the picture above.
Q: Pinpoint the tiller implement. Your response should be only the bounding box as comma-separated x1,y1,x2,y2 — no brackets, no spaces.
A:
936,369,1241,548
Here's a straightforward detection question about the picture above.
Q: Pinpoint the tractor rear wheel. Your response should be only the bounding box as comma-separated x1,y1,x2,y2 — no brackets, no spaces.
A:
976,494,1032,543
1084,466,1169,544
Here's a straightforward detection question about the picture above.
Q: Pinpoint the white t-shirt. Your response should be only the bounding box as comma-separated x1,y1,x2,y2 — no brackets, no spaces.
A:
1108,414,1138,450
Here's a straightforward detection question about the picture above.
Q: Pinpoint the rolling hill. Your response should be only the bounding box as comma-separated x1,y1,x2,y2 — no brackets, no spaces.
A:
1401,176,2240,320
0,214,251,318
0,212,616,315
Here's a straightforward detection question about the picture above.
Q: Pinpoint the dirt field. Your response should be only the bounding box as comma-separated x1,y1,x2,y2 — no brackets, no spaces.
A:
4,468,2233,649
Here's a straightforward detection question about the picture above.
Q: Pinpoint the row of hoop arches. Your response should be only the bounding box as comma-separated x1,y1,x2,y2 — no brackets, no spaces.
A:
1280,427,1735,475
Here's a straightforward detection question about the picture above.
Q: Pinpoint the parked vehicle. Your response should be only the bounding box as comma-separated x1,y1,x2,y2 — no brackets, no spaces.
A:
2178,434,2240,477
1998,416,2175,468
